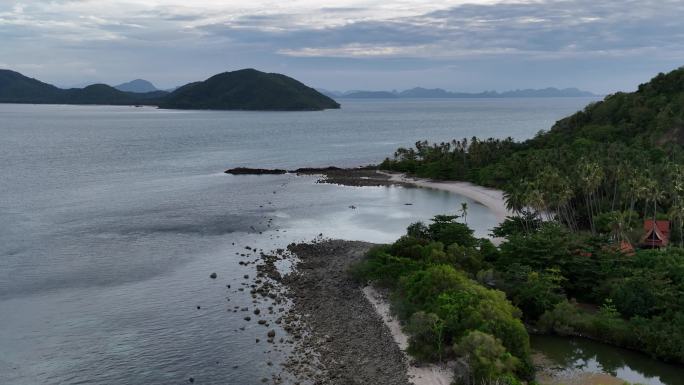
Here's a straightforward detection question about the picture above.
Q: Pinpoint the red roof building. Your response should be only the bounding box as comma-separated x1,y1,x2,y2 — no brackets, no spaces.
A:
618,240,636,256
640,220,670,248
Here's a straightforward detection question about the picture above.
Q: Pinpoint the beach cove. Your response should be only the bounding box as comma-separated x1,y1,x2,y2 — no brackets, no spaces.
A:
1,99,582,384
260,170,684,385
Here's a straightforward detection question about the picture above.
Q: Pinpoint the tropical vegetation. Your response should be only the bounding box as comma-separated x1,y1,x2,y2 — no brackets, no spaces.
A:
352,216,533,384
368,66,684,380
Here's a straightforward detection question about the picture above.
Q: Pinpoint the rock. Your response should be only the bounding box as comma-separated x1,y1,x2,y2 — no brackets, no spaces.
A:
244,316,251,321
254,309,261,315
188,378,194,383
280,240,412,385
210,272,217,279
224,167,287,175
267,330,276,338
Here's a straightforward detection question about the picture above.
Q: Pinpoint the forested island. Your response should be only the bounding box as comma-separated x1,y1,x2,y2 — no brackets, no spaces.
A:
0,68,339,111
352,66,684,384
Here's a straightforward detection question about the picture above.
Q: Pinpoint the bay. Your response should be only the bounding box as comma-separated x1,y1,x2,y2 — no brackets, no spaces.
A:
0,98,598,384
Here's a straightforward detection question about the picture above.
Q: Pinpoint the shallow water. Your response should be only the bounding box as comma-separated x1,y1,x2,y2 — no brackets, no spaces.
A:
0,98,601,384
532,334,684,385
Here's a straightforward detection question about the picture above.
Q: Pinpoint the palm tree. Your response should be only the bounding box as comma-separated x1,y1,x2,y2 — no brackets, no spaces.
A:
460,202,468,224
608,211,629,243
668,202,684,247
577,159,604,234
527,186,546,222
611,163,626,211
504,183,526,216
668,164,684,246
634,177,652,219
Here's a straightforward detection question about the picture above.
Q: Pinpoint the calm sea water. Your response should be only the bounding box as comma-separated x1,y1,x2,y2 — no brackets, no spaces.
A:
0,98,637,385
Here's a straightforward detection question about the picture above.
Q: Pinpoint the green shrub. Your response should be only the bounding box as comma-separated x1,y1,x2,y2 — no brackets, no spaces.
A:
427,215,477,247
454,331,518,383
501,265,565,320
406,311,445,361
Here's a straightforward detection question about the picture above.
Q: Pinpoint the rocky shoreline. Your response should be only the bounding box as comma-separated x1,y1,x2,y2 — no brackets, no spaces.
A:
251,239,412,384
283,240,411,384
225,166,414,187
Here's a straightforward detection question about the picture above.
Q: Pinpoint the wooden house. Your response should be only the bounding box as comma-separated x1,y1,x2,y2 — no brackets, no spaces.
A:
640,220,670,249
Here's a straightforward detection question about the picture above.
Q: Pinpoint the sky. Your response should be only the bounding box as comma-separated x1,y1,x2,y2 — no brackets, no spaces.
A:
1,0,683,93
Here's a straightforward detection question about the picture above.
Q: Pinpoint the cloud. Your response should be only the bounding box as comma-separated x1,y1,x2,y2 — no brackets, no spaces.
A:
4,0,683,59
0,0,683,92
194,0,684,60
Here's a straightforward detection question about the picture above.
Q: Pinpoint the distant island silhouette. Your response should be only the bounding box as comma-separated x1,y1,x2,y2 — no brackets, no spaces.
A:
0,68,339,111
114,79,159,93
320,86,597,99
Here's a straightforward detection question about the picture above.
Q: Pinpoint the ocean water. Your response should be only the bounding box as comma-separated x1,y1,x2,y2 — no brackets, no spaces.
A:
0,98,598,385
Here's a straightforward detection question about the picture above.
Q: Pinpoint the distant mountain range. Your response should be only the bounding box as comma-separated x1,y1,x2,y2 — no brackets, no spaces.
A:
0,69,339,111
319,87,597,99
114,79,159,93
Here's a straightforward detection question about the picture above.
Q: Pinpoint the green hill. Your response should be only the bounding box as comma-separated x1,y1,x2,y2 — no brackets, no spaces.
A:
382,65,684,187
159,69,340,111
0,68,338,110
538,66,684,147
61,84,168,105
0,70,63,103
0,70,165,105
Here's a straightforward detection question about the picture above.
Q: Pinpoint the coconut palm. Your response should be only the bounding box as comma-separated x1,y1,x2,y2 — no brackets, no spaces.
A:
504,183,526,216
608,211,629,243
668,202,684,247
460,202,468,224
577,159,604,234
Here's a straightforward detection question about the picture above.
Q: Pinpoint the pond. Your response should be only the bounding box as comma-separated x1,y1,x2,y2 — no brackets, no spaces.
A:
531,334,684,385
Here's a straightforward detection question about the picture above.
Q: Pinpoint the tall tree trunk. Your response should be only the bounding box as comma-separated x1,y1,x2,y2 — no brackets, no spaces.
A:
585,194,595,234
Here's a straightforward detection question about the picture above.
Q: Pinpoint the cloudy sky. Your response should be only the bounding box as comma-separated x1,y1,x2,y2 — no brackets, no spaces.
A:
1,0,683,93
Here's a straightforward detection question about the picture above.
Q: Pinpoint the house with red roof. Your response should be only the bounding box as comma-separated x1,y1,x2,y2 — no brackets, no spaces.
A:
640,220,670,249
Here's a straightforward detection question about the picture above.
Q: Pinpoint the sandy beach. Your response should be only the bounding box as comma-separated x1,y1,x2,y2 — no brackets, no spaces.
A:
379,171,511,223
363,286,455,385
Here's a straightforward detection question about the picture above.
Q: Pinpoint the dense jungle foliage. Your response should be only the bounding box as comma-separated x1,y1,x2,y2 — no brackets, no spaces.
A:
353,216,684,384
368,67,684,383
352,216,533,385
380,66,684,237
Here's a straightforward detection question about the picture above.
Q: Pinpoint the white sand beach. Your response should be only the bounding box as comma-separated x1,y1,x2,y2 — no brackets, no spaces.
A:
381,171,511,222
363,286,455,385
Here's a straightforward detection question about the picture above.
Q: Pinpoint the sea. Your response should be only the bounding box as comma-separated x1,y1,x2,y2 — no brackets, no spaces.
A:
0,98,607,385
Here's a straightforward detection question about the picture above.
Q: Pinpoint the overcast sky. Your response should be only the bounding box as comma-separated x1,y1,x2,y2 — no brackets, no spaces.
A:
1,0,683,93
